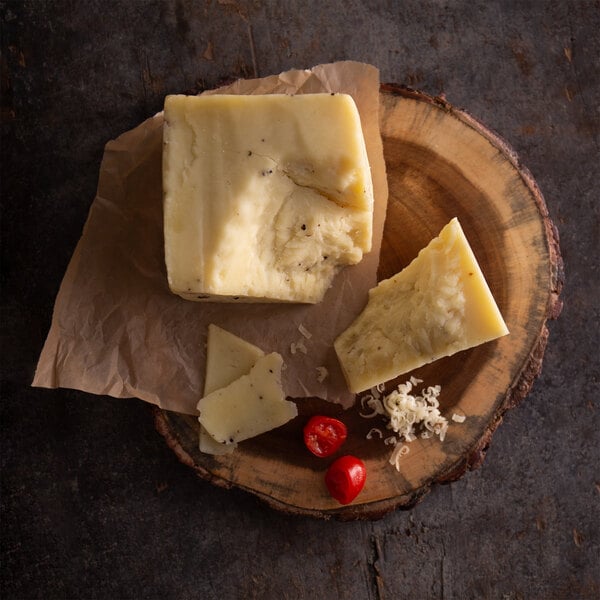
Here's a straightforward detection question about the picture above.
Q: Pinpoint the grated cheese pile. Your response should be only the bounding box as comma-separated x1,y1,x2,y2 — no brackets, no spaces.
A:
359,376,450,470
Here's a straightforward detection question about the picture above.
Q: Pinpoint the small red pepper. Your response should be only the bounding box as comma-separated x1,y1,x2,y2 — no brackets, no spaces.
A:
303,416,347,458
325,455,367,505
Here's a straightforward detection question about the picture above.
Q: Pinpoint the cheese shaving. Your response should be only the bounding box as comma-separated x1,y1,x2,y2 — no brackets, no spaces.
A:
298,324,313,339
290,340,308,355
366,428,383,440
389,444,410,470
316,366,329,383
452,413,466,423
358,386,386,418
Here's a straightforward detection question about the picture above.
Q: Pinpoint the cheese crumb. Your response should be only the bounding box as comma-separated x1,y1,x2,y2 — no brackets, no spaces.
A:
290,340,308,355
316,366,329,383
452,413,466,423
298,324,313,339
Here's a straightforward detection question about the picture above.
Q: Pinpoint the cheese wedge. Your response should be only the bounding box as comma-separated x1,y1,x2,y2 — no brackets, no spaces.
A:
334,218,509,393
162,93,374,303
199,325,265,455
197,353,297,445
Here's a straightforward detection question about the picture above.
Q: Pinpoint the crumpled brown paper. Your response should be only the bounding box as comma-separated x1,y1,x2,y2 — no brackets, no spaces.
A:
32,61,388,415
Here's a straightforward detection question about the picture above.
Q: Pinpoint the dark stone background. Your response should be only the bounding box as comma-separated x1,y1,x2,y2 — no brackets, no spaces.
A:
2,1,598,598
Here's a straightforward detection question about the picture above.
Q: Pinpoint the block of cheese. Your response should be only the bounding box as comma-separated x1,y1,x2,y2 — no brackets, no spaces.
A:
199,325,265,455
162,93,374,303
197,352,297,445
334,218,509,393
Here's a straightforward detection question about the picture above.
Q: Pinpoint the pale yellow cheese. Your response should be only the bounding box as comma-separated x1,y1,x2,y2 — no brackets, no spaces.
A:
199,325,265,455
197,352,297,445
203,324,264,395
162,93,374,303
335,218,509,393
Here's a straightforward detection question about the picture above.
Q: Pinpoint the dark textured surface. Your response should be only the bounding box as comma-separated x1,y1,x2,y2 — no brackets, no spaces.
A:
1,1,599,598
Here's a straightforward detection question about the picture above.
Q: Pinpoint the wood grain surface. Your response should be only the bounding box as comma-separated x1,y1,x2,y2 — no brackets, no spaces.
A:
154,85,563,519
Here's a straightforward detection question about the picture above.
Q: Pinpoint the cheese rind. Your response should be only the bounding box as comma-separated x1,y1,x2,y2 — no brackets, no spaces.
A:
162,93,374,303
199,325,265,455
197,353,297,444
334,218,509,393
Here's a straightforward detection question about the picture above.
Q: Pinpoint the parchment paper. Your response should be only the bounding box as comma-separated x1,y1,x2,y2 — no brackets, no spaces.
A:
32,61,388,414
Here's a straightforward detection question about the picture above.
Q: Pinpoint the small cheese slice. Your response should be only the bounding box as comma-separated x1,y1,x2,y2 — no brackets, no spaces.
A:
334,218,509,393
197,352,297,444
203,324,264,395
199,325,265,455
162,93,374,303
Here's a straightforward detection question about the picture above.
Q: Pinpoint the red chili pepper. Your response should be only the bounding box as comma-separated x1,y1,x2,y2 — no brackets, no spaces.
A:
325,455,367,505
303,416,347,458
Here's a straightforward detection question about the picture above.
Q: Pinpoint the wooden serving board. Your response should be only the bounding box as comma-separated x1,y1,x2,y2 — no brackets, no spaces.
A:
154,85,563,520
